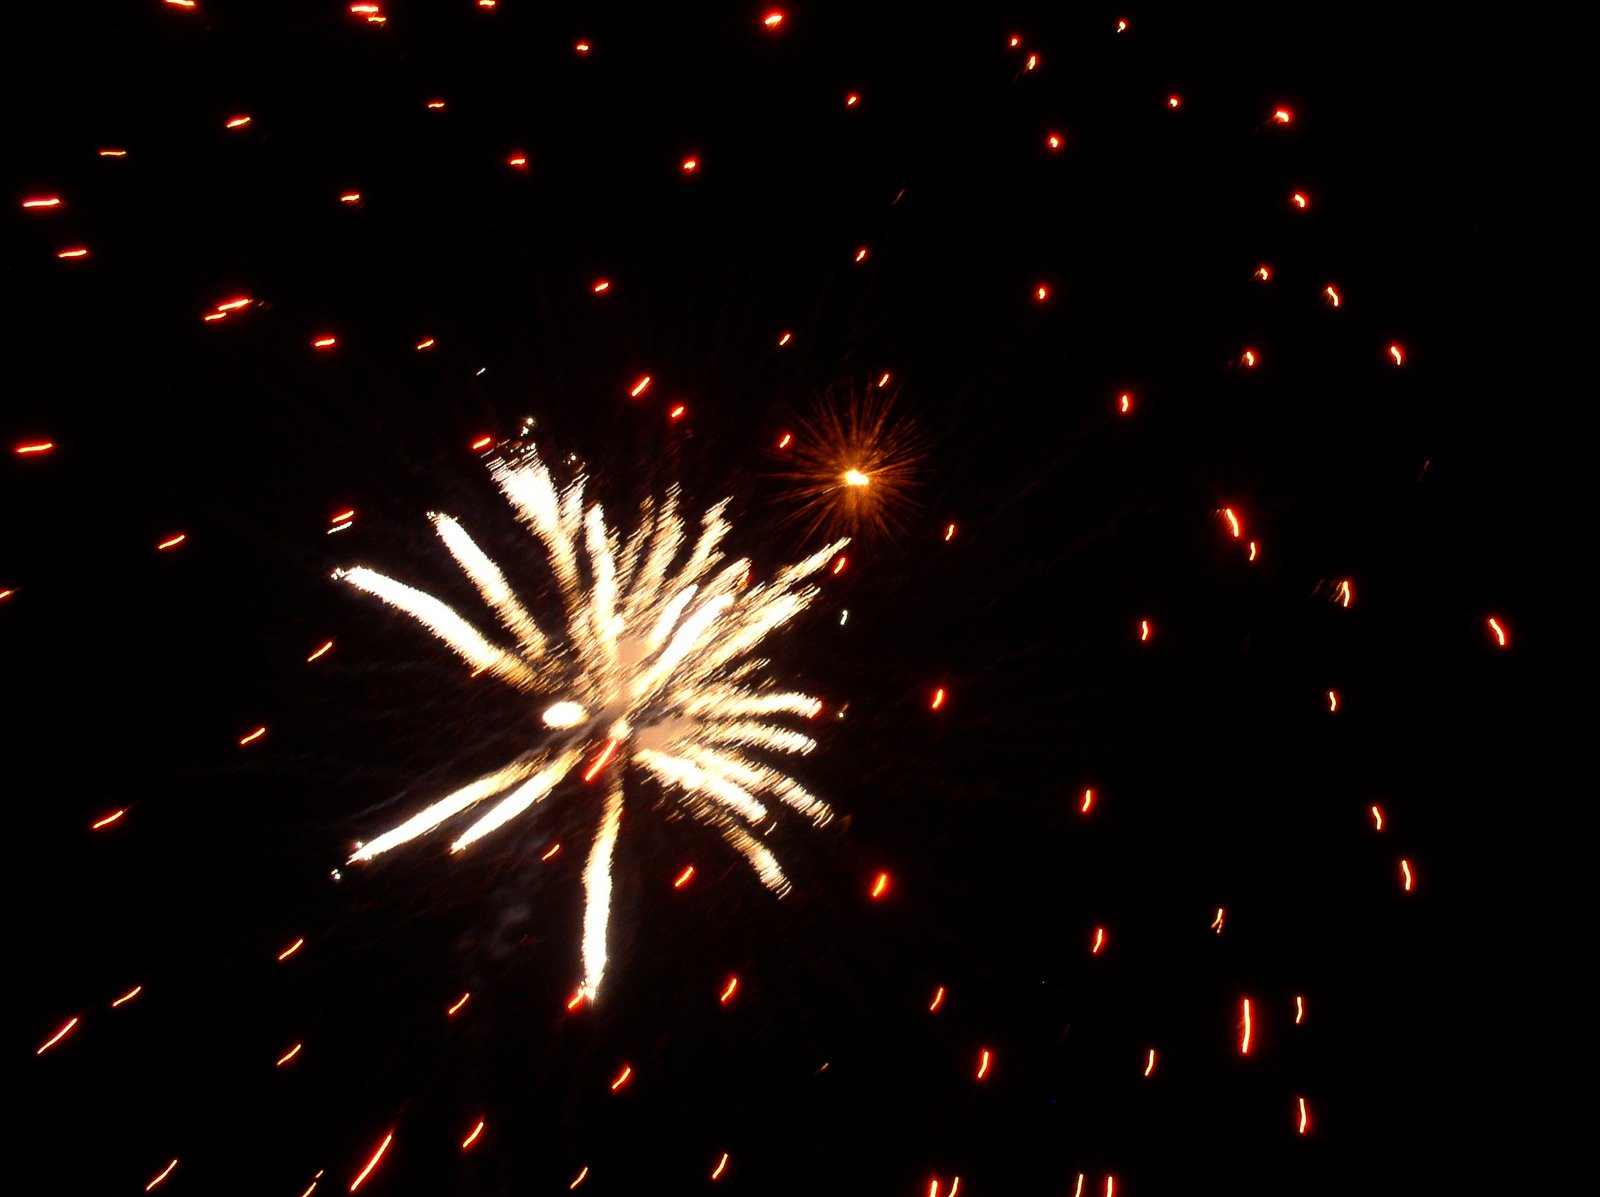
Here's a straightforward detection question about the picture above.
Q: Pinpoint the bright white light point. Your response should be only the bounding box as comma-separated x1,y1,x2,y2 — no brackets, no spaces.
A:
843,468,870,487
544,701,588,728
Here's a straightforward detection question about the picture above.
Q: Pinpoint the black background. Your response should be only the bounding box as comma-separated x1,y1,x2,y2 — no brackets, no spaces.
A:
2,3,1567,1195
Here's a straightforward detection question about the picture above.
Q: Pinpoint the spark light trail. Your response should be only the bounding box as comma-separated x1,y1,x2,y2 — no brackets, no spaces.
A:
338,447,843,998
349,1131,392,1192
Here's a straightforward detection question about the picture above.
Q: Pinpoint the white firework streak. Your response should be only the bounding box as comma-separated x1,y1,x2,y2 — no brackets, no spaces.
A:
336,448,845,1000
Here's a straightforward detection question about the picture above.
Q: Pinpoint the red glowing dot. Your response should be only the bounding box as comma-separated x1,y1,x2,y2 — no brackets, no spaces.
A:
471,435,494,451
668,404,687,421
1290,191,1309,209
1008,34,1021,48
762,11,785,29
575,41,591,54
240,726,268,746
1273,108,1294,125
629,375,652,398
870,871,890,899
1389,343,1405,366
1035,284,1050,302
311,335,337,349
681,157,698,173
1255,264,1272,281
1115,18,1129,33
1487,616,1508,647
673,865,696,888
15,440,55,455
56,247,89,259
1167,95,1182,109
224,115,252,129
1046,132,1063,150
1241,348,1258,367
1118,392,1132,414
845,93,860,107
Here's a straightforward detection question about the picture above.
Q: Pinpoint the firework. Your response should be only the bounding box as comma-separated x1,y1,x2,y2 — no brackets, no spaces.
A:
337,446,843,999
771,383,929,543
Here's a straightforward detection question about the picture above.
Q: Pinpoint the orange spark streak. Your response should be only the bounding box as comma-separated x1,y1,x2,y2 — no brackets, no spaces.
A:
1211,907,1225,933
339,193,361,204
541,842,561,861
831,555,847,575
854,246,868,262
1336,579,1353,607
575,42,590,53
426,99,446,109
349,1131,392,1192
1273,108,1293,124
415,337,435,350
225,116,252,129
929,986,945,1012
471,435,493,450
591,279,610,293
1325,284,1342,308
145,1159,179,1191
331,509,356,524
1400,859,1414,891
1144,1048,1156,1076
582,738,620,782
930,687,946,710
777,331,792,346
507,153,528,168
15,441,55,454
312,336,337,349
1255,265,1271,281
1295,995,1305,1024
1487,616,1508,647
92,808,126,830
1091,926,1106,954
36,1016,79,1054
1291,191,1308,209
1240,998,1253,1054
845,93,859,107
673,865,696,888
1035,284,1050,302
1389,343,1405,365
566,989,586,1011
762,12,784,29
277,937,305,961
57,247,89,259
681,158,699,172
870,871,889,899
112,985,142,1007
1247,540,1259,561
569,1167,589,1189
157,534,187,550
447,992,470,1017
307,640,334,662
1222,508,1242,538
777,432,793,449
1079,787,1095,814
610,1064,632,1091
669,404,687,421
1371,804,1385,831
1327,690,1339,713
240,726,268,746
878,371,891,387
629,375,652,398
976,1048,991,1080
1297,1096,1310,1134
711,1153,729,1180
22,196,62,209
1118,392,1132,414
1073,1176,1085,1197
276,1042,303,1066
462,1119,485,1150
719,976,739,1003
100,148,128,157
1242,348,1258,367
944,522,957,540
1138,619,1151,642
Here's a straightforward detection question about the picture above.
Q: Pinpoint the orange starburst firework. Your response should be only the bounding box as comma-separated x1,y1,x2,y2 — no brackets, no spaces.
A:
770,383,929,543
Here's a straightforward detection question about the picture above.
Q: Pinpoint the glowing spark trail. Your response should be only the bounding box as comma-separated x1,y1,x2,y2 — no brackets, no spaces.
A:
339,447,843,999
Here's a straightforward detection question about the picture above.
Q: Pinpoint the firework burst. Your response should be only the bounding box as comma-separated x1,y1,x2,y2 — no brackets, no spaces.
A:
772,383,929,543
336,446,845,999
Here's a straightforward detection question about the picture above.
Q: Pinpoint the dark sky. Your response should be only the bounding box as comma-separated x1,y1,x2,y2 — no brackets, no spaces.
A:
2,3,1564,1195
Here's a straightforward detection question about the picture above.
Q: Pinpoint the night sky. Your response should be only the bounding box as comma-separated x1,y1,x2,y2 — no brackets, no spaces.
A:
4,3,1559,1195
